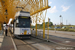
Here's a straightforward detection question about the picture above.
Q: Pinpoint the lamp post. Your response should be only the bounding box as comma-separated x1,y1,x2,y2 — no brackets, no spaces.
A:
47,18,50,41
5,9,8,25
59,15,61,25
59,15,63,28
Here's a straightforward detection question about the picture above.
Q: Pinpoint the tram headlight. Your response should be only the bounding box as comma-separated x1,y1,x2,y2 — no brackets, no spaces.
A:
21,33,23,34
28,33,30,34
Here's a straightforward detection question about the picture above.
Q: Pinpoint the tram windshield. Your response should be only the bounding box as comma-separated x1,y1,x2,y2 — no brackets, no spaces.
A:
16,17,30,28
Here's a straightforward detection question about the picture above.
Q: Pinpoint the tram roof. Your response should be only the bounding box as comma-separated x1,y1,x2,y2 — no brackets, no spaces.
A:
15,11,30,17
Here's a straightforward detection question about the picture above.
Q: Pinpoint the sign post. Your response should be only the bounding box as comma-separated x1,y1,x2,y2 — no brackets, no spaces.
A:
55,24,56,33
47,18,50,41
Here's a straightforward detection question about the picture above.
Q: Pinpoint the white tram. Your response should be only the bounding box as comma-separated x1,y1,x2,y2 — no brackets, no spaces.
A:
12,11,31,39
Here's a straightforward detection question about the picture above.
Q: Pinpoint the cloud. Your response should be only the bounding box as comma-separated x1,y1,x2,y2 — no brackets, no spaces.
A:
61,5,70,12
49,2,52,5
48,6,58,13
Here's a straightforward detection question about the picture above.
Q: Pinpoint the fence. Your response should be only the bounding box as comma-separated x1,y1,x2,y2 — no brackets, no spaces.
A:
31,30,47,40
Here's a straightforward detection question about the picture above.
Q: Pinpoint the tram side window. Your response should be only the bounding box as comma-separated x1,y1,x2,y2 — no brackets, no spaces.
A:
16,19,19,27
16,23,19,27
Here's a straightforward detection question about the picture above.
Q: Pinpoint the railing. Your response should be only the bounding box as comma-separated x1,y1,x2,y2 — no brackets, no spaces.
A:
31,30,47,40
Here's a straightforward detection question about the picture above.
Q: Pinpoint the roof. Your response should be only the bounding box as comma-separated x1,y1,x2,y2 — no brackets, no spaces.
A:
15,11,30,17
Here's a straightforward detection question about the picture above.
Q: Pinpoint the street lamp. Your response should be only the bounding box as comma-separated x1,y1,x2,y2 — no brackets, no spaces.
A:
59,15,63,27
5,9,8,25
5,9,8,15
59,15,61,25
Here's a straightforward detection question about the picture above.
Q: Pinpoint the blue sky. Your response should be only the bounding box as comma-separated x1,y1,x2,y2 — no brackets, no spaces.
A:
45,0,75,25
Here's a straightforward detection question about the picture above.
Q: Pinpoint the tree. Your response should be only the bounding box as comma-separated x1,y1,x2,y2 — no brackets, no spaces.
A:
45,22,53,27
40,22,53,28
49,22,53,26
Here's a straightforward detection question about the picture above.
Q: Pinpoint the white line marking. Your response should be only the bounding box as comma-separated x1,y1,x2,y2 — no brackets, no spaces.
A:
65,41,70,43
9,33,17,50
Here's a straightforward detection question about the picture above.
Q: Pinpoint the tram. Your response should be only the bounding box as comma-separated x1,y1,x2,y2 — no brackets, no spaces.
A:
11,11,31,39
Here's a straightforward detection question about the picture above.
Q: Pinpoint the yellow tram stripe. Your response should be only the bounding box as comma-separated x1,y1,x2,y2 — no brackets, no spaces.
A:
24,30,27,35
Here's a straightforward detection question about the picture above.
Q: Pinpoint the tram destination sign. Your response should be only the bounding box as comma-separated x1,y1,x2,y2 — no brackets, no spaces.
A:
21,17,29,18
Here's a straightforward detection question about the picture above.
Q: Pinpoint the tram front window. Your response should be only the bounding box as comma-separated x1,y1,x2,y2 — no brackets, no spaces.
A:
16,18,30,28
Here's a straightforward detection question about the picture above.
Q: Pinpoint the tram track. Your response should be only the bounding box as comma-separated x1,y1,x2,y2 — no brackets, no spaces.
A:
9,31,40,50
13,38,37,50
10,32,75,50
21,40,39,50
12,36,53,50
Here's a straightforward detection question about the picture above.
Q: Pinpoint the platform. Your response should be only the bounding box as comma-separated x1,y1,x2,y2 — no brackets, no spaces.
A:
0,31,14,50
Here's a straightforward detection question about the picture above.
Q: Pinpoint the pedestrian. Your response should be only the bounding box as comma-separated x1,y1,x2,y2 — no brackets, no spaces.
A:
5,25,8,36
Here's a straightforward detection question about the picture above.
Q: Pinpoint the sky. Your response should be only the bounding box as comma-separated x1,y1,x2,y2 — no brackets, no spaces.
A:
45,0,75,25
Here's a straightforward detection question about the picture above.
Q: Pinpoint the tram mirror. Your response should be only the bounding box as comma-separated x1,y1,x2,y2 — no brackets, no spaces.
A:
16,19,19,23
